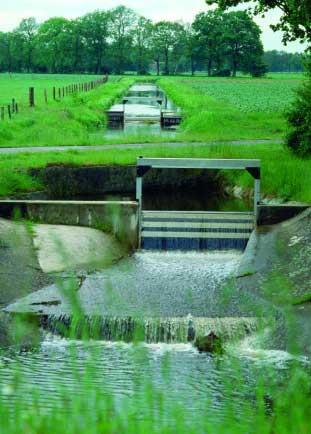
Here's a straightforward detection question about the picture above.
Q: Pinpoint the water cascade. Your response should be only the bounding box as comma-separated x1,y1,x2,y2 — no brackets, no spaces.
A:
43,315,258,343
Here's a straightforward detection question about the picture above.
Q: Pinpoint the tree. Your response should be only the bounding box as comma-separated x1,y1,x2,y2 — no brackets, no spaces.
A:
286,58,311,155
205,0,311,44
221,11,264,77
206,0,310,154
37,18,75,73
264,50,304,72
80,11,110,73
178,24,201,75
15,18,38,72
192,10,224,76
151,21,185,75
110,6,138,74
133,17,153,75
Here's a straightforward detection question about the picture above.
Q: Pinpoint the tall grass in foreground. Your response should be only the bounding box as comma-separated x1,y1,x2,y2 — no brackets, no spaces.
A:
0,237,311,434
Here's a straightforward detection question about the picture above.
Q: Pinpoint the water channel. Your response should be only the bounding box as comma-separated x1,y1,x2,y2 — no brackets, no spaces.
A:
1,248,306,427
105,83,180,138
0,83,308,429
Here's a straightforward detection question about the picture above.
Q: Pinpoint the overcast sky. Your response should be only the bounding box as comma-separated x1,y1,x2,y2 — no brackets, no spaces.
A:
0,0,306,53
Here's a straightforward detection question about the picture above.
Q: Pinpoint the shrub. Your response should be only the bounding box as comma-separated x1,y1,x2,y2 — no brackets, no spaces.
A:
286,55,311,155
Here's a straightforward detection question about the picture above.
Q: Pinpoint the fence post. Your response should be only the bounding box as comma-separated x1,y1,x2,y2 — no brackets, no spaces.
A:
1,107,4,120
29,87,35,107
7,105,11,119
15,102,18,114
53,87,56,101
12,98,15,113
44,89,48,104
62,87,65,98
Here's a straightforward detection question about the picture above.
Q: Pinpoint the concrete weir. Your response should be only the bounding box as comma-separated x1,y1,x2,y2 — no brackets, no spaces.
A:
0,200,139,250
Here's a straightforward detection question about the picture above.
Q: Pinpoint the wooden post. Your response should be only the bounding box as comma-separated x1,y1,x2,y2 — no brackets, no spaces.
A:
53,87,56,100
44,89,48,104
1,107,4,120
58,88,61,99
29,87,35,107
12,98,15,113
15,102,18,114
62,87,65,98
7,105,11,119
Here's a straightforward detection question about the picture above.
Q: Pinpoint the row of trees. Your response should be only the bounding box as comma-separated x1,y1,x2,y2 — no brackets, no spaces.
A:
0,6,266,77
264,50,305,72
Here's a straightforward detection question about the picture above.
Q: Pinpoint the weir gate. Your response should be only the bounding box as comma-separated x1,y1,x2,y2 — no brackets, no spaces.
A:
136,158,261,251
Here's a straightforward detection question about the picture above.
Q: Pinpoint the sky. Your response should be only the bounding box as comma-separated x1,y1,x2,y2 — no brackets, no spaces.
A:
0,0,306,53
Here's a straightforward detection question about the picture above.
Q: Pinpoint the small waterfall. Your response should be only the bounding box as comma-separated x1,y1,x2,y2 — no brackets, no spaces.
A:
42,315,258,344
141,211,254,251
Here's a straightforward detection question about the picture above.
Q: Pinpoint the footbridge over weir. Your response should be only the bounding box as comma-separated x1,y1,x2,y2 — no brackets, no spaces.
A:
136,158,261,251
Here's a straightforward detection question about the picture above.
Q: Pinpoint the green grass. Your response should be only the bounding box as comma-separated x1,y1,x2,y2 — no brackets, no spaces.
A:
159,75,303,141
0,73,305,148
0,143,310,202
0,272,310,434
0,76,137,148
0,73,111,106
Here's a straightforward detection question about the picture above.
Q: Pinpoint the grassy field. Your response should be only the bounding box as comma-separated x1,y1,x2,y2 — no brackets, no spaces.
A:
0,73,106,106
0,75,136,148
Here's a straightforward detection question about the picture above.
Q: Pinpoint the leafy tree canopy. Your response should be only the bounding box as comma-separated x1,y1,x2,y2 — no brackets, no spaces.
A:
205,0,311,44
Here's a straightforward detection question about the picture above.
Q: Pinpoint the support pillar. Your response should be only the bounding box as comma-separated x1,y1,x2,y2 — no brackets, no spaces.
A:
254,178,261,223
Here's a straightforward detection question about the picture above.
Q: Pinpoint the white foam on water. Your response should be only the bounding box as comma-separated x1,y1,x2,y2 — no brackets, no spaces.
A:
230,329,309,367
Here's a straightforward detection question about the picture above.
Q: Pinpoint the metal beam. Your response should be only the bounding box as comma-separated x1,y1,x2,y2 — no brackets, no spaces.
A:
137,158,260,171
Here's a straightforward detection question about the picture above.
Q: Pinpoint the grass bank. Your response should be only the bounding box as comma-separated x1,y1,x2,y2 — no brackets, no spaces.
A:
0,75,136,148
0,143,310,202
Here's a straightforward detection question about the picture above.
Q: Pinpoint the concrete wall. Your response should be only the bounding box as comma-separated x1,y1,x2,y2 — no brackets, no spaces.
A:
257,205,310,226
0,200,139,250
29,165,223,199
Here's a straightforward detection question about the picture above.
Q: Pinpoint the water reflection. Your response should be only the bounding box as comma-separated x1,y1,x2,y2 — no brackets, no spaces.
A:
106,83,180,137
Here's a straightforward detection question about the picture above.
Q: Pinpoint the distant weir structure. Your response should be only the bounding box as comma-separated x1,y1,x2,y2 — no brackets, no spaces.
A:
136,157,261,251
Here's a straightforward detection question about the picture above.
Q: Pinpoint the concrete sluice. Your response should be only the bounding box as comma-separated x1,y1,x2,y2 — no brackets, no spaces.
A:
43,315,258,344
106,83,180,132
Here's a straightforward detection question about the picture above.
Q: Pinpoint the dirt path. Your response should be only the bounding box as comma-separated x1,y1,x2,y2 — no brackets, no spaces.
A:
0,139,283,155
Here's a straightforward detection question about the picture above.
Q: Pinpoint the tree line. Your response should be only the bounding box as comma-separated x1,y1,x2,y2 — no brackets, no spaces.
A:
264,50,305,73
0,6,268,77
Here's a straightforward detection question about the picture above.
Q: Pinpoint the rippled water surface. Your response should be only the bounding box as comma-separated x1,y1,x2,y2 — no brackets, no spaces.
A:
0,336,298,425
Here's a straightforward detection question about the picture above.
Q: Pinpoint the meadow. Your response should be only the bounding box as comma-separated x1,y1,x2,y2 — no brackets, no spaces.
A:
0,73,107,106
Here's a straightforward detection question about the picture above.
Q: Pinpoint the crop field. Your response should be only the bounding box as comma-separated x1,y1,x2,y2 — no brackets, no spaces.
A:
159,73,304,141
181,76,302,113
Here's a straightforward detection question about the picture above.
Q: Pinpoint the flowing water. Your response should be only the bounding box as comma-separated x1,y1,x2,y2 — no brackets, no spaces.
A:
105,83,179,138
0,249,305,425
0,334,305,426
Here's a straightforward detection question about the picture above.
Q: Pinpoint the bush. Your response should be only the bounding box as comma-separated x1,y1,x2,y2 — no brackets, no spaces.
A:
286,56,311,155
